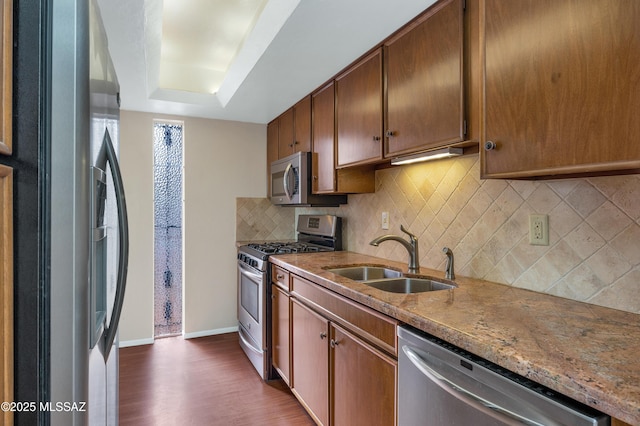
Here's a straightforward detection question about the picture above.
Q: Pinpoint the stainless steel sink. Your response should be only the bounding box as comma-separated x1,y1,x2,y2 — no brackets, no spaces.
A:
364,278,455,294
327,266,403,281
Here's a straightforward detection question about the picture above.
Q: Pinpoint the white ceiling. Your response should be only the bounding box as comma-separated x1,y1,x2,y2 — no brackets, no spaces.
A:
96,0,437,125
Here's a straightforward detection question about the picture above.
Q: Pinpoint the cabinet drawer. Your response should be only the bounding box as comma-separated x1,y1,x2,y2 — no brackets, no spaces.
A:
292,274,398,356
272,266,290,291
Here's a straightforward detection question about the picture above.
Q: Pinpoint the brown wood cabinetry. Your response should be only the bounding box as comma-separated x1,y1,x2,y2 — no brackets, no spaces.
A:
312,82,375,195
384,0,465,158
336,48,384,167
266,120,279,197
331,323,397,426
480,0,640,178
291,298,329,426
273,96,312,160
271,266,291,385
0,164,12,426
288,273,398,425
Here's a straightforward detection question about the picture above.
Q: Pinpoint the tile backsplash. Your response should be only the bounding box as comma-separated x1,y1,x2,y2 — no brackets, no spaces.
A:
236,197,295,242
237,154,640,314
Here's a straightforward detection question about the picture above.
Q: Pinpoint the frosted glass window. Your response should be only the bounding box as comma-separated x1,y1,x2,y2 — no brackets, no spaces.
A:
153,122,183,337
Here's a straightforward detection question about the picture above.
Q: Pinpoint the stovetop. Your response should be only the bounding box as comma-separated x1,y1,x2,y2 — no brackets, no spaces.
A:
247,241,330,255
237,215,342,271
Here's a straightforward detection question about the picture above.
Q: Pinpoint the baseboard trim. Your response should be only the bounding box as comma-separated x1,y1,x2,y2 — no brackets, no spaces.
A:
119,337,154,348
119,326,239,347
183,326,239,340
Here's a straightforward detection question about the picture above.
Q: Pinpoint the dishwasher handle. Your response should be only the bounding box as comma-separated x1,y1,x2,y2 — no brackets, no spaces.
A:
403,346,545,426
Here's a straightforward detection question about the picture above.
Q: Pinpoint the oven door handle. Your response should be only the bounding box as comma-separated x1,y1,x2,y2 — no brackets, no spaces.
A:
403,346,545,426
238,261,263,280
238,326,262,355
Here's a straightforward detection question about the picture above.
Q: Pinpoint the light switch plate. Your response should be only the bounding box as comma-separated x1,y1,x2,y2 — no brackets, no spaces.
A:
381,212,390,230
529,214,549,246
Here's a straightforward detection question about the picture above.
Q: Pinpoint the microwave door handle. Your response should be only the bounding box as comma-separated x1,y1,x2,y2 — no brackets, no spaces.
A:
283,163,293,200
402,346,545,426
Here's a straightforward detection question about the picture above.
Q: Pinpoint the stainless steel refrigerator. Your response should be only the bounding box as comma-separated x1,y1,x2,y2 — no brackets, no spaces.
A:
47,0,128,424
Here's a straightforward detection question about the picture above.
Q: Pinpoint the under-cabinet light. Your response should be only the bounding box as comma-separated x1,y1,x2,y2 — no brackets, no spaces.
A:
391,147,463,166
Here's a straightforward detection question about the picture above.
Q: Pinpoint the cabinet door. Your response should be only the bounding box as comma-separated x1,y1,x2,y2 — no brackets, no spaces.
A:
271,284,290,386
385,0,464,157
266,120,279,196
336,49,383,167
0,0,12,156
0,165,13,426
312,82,336,193
331,324,397,426
481,0,640,178
293,96,311,153
291,299,329,426
278,108,295,158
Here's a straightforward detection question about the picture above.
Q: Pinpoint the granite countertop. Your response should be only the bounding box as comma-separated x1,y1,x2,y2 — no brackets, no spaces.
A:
269,251,640,425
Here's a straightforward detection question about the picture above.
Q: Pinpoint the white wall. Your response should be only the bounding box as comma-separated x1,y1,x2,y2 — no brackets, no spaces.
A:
119,110,266,344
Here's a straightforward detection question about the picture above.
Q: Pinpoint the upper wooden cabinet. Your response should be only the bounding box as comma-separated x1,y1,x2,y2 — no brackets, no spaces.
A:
311,81,375,195
480,0,640,178
384,0,465,158
311,82,336,194
266,120,279,196
336,48,384,167
275,96,312,159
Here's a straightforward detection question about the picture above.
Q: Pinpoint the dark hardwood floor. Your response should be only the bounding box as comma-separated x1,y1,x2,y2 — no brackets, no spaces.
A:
119,332,314,425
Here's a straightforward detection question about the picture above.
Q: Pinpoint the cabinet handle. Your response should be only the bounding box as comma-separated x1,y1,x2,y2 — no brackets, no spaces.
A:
320,332,327,340
288,143,293,148
373,136,381,141
294,141,299,145
484,140,497,151
386,130,395,138
276,274,284,280
330,339,340,348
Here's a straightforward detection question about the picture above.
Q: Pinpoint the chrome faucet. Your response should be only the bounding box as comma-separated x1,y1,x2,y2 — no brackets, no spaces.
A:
369,225,420,273
442,247,454,280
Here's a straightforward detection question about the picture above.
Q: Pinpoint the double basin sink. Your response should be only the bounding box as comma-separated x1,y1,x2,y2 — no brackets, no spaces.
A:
327,266,456,294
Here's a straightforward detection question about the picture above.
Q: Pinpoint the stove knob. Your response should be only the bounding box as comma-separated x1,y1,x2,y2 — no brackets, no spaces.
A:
251,260,258,268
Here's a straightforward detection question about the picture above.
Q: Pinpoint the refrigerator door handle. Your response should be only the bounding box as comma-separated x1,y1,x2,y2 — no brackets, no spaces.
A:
98,129,129,361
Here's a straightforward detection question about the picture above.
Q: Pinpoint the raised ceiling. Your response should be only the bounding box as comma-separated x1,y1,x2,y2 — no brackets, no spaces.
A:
96,0,437,124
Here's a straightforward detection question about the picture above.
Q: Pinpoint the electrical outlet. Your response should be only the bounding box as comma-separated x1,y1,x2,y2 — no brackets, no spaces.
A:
529,214,549,246
381,212,390,230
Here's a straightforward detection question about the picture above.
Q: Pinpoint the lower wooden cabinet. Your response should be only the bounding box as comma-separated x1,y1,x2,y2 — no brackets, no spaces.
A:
0,165,13,426
286,273,398,425
291,299,330,425
331,324,397,426
271,283,291,386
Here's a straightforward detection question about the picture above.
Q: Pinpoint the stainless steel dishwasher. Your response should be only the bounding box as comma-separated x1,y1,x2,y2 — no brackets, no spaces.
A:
398,326,610,426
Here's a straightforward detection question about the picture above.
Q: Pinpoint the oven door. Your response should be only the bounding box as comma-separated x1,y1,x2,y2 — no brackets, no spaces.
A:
237,260,265,349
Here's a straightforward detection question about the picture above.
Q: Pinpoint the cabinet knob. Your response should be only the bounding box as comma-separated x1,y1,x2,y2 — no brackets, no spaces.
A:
276,274,284,280
373,136,381,141
320,332,327,340
484,140,497,151
330,339,340,348
386,130,395,138
294,141,299,145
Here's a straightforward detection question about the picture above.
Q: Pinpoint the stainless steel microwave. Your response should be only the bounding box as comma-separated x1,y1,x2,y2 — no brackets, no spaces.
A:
270,152,347,206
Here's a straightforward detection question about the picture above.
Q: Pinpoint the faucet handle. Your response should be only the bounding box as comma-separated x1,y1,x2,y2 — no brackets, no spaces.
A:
400,224,417,241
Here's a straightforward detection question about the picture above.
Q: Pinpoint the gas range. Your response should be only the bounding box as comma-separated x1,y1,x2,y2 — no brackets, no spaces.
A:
236,215,342,381
237,215,342,271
